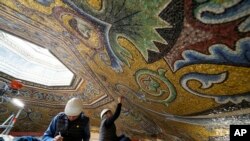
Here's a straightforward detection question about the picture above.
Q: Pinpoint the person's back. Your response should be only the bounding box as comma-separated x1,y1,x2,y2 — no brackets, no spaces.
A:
99,96,131,141
99,114,119,141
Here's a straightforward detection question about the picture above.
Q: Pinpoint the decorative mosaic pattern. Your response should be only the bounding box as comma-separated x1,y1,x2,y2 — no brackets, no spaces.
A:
0,0,249,140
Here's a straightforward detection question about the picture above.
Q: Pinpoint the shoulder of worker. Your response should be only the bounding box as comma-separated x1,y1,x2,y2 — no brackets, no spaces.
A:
80,112,90,122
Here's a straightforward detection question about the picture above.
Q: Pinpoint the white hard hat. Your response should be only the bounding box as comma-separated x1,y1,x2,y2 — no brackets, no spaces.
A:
64,97,82,116
100,108,110,119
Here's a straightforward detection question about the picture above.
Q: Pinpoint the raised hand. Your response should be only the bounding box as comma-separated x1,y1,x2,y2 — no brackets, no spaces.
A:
118,96,124,104
53,134,63,141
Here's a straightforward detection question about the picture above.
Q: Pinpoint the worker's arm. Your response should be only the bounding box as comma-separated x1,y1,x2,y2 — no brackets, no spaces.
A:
83,117,90,141
42,115,59,141
105,96,123,127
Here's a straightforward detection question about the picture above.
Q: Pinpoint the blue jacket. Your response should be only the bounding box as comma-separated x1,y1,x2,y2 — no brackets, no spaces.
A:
42,112,90,141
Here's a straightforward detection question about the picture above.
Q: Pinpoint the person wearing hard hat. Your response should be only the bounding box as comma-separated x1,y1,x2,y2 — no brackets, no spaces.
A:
42,97,90,141
99,96,131,141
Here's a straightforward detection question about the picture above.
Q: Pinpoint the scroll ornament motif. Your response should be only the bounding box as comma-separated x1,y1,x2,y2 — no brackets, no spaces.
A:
194,0,250,32
135,69,177,106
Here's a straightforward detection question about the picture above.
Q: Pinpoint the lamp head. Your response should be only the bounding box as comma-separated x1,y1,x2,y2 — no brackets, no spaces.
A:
11,98,24,108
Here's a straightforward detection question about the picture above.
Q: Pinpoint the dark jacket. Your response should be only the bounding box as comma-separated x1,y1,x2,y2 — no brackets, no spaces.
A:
14,136,40,141
42,112,90,141
99,103,122,141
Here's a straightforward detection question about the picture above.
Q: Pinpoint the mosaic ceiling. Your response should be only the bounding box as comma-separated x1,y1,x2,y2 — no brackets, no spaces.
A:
0,0,250,140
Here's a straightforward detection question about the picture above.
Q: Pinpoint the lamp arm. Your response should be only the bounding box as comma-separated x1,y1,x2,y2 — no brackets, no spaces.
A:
0,114,14,126
4,108,23,135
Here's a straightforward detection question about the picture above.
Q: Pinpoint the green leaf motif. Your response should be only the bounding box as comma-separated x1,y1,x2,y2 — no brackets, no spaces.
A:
65,0,170,66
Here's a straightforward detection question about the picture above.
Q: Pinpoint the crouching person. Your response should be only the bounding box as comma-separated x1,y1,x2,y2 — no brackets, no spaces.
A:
99,96,131,141
42,97,90,141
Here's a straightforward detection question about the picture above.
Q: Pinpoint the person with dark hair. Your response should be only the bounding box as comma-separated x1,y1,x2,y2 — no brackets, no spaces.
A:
42,97,90,141
99,96,131,141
